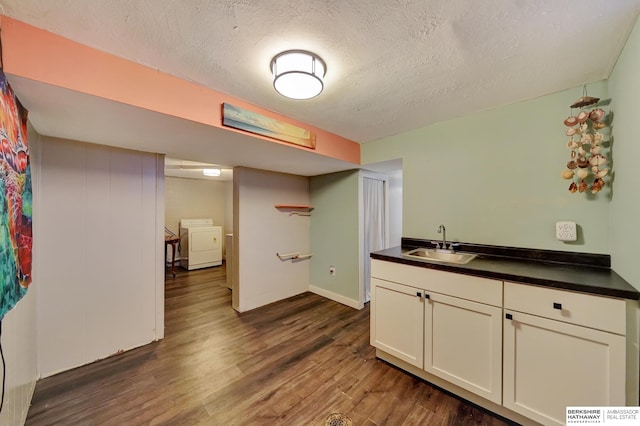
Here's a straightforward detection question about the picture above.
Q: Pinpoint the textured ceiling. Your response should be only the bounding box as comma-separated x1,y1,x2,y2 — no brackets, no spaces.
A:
2,0,639,145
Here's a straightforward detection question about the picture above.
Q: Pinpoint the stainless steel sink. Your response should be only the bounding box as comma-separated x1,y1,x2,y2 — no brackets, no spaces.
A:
404,248,477,265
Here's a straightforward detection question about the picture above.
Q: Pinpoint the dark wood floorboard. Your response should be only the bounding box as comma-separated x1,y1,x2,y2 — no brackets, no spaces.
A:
25,265,513,425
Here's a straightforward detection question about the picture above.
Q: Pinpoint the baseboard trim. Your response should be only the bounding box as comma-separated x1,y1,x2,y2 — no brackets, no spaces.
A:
309,285,363,310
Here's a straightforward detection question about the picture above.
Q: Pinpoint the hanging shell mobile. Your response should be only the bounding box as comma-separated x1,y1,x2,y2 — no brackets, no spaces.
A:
561,89,608,194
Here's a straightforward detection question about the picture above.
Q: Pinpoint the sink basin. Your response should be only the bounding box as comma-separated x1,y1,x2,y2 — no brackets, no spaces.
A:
404,248,477,265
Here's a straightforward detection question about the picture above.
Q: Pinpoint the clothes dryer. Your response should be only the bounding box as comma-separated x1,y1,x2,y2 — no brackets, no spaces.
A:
179,219,222,270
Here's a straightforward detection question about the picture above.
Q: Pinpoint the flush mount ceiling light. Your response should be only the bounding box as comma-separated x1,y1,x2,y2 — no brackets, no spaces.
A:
202,168,221,177
270,50,326,100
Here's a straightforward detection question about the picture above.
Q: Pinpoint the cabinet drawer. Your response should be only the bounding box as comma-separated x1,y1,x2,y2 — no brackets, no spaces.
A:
371,259,502,306
504,282,625,334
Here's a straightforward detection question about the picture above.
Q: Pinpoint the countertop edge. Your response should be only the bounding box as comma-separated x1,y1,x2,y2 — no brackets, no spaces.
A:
370,251,640,301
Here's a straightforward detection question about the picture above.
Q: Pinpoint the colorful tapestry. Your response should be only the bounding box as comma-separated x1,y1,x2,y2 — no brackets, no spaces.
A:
0,70,31,321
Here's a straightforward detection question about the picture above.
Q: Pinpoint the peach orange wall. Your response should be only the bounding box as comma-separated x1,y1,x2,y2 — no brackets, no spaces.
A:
0,16,360,164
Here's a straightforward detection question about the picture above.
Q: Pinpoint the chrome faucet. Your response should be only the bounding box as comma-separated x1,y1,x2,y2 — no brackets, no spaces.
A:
437,225,447,251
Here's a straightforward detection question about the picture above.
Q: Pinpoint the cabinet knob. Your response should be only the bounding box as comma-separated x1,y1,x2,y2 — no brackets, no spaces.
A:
505,313,513,320
553,302,562,310
424,294,430,300
416,292,422,298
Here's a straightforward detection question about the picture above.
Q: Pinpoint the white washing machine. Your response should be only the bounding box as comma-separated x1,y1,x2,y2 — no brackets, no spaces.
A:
179,219,222,270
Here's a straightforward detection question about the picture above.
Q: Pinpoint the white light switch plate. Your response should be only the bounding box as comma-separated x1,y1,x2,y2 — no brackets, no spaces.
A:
556,221,577,241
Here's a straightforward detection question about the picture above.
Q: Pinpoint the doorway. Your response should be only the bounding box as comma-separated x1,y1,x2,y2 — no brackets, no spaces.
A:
361,171,388,303
360,161,403,305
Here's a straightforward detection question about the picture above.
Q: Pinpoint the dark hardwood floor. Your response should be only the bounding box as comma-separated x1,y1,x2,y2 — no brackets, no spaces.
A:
25,265,511,425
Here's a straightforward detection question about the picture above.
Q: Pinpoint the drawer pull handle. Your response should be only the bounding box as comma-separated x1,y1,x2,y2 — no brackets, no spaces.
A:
424,294,430,300
416,292,422,298
506,313,513,320
553,302,562,310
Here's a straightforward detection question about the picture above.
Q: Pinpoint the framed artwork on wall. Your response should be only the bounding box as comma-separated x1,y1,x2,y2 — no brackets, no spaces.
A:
222,103,316,149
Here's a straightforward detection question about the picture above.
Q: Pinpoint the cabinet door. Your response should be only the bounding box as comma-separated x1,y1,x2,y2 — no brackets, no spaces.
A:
371,278,424,368
424,292,502,404
503,311,625,426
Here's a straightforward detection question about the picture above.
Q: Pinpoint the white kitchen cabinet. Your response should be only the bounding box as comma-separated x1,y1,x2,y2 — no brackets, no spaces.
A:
370,259,503,402
503,282,627,426
371,259,639,426
370,278,424,368
424,292,503,404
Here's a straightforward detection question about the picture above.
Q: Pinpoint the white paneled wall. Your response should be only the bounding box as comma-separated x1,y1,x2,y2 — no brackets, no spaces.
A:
234,167,310,312
0,291,37,426
37,138,163,377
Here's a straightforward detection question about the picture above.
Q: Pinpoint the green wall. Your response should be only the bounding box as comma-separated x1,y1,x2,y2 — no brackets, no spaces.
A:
310,170,360,302
362,81,611,253
609,15,640,291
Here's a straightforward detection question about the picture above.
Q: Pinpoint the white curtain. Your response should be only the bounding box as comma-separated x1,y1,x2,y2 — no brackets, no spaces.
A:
363,177,385,302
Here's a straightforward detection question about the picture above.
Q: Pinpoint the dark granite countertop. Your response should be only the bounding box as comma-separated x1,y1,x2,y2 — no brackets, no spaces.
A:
371,242,640,300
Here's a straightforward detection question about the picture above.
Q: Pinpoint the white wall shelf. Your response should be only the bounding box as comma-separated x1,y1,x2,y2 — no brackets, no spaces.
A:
274,204,314,210
275,205,314,216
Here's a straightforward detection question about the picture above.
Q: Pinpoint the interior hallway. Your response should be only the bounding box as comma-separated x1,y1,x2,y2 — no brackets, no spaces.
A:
25,266,510,425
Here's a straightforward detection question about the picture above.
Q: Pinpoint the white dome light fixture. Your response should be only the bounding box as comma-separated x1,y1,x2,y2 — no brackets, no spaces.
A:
202,168,221,177
271,50,326,100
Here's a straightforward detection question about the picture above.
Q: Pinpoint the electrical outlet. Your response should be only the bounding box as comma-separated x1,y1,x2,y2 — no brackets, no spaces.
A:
556,221,577,241
329,266,336,276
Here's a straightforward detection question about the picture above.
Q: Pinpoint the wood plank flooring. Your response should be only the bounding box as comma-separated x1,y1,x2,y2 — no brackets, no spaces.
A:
26,265,513,425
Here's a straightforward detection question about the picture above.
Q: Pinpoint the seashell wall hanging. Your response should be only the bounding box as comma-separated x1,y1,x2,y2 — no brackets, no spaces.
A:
561,85,609,194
